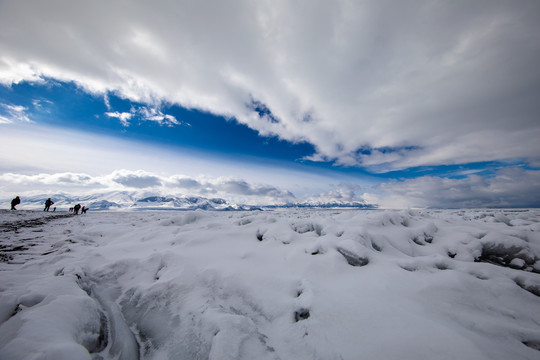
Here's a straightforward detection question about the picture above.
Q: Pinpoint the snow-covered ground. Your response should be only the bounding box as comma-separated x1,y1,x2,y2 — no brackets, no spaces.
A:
1,208,540,360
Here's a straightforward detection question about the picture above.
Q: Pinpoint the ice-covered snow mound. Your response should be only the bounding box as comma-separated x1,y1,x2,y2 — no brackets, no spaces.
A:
1,209,540,359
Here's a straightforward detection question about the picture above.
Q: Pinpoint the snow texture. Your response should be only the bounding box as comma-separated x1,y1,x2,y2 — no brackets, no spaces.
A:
1,208,540,359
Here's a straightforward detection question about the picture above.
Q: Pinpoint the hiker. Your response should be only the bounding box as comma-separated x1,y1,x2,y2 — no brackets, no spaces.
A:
44,198,54,212
81,206,88,214
69,207,73,213
11,196,20,210
73,204,81,215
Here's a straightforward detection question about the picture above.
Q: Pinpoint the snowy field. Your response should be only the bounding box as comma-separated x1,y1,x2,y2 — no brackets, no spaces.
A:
1,209,540,360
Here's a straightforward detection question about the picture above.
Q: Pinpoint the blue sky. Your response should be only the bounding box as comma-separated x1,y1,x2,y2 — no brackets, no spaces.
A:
0,80,523,180
0,80,318,163
1,0,539,208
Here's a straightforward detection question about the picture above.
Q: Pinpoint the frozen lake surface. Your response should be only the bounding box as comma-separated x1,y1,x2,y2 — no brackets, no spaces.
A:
1,208,540,359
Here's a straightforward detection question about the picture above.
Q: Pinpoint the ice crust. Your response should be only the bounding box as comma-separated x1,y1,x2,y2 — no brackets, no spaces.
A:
1,209,540,359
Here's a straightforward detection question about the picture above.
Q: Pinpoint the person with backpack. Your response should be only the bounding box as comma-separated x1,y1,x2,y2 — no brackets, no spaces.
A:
11,196,20,210
44,198,54,211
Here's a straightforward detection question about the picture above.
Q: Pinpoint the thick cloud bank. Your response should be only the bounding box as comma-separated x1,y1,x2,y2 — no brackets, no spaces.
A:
0,170,296,205
1,0,539,171
378,168,540,209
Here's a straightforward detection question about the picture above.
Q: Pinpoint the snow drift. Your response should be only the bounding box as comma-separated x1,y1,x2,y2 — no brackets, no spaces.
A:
1,209,540,359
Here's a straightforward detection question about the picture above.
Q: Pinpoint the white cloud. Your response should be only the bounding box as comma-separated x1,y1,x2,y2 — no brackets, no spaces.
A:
301,183,370,205
0,169,297,205
136,106,180,126
169,176,202,189
103,93,111,111
213,177,294,199
0,172,96,186
109,169,162,188
377,168,540,208
105,111,132,126
105,106,179,127
136,172,296,201
0,103,31,123
0,57,44,85
31,98,53,112
0,0,538,171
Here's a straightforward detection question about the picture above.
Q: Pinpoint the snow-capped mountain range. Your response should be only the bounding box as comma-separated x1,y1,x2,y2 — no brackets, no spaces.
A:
1,191,376,211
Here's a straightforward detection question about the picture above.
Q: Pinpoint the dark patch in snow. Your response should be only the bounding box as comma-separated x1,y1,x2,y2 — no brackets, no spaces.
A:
371,241,382,252
10,304,22,318
0,214,75,263
154,262,166,281
0,253,13,262
469,272,490,280
523,340,540,351
91,310,110,355
336,248,369,267
0,213,72,232
514,279,540,297
0,244,29,252
412,232,434,246
476,243,538,272
434,262,451,271
294,308,310,322
400,264,418,272
291,222,324,236
379,212,411,227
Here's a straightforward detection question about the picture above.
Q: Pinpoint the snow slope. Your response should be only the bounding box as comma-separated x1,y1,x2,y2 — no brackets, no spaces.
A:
1,209,540,359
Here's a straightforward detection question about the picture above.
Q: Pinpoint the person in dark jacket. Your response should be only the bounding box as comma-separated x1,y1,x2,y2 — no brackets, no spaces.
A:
11,196,20,210
73,203,81,215
44,198,54,212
